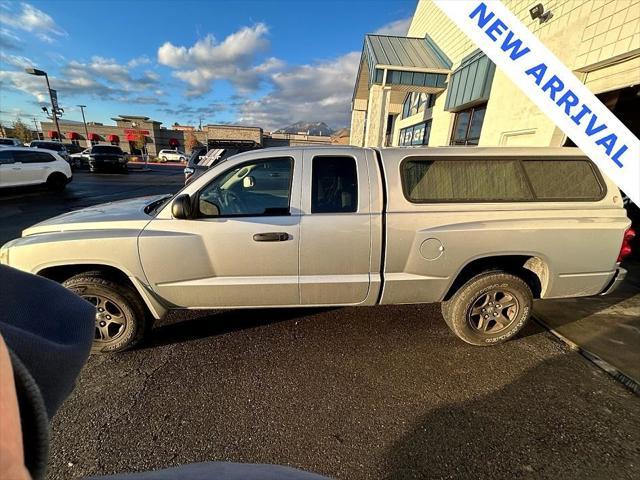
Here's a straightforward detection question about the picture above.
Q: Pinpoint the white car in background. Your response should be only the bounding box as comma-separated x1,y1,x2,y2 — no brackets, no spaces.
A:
0,147,72,191
157,149,187,162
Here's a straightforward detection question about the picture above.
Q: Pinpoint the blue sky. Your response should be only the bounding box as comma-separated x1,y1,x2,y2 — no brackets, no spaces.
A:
0,0,416,131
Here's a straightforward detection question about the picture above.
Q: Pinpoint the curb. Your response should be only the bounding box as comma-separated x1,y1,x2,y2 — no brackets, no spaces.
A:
533,315,639,395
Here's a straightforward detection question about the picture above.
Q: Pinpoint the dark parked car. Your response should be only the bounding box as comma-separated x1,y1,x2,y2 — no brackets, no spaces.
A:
29,140,70,162
87,145,128,172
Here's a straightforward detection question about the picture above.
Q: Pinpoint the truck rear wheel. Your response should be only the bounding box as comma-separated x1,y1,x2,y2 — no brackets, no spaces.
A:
63,272,147,353
441,272,532,346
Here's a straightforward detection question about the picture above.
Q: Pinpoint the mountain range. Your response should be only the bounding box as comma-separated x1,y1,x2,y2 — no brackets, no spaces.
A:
275,121,335,136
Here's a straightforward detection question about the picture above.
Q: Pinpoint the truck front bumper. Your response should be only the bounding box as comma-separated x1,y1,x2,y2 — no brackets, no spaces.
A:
599,267,627,296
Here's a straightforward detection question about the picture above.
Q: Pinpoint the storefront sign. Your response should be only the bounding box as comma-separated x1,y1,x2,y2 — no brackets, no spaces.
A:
433,0,640,204
124,129,150,135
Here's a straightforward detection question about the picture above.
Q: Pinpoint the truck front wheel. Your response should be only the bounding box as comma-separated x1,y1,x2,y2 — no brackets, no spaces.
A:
441,272,532,346
63,273,148,353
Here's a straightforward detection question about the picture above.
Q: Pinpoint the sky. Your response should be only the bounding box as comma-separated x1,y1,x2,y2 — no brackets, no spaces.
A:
0,0,416,132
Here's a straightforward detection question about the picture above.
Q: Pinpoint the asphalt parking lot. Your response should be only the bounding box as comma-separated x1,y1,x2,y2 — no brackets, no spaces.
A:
1,167,639,480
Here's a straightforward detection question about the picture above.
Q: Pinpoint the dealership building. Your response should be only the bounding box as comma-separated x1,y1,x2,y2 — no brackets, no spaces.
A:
351,0,639,148
41,115,333,156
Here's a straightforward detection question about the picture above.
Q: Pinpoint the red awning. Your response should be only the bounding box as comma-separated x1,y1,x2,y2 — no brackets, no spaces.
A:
66,132,79,140
126,133,138,141
87,133,100,141
169,138,179,147
107,134,120,142
47,130,59,139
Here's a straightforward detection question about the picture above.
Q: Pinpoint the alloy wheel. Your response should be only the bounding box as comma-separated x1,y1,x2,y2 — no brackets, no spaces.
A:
467,289,519,334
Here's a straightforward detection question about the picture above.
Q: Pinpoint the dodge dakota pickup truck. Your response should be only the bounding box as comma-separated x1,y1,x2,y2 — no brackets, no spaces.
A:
1,146,633,353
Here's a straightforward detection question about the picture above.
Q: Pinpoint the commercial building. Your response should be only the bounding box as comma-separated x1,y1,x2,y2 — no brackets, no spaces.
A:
41,115,333,156
351,0,639,148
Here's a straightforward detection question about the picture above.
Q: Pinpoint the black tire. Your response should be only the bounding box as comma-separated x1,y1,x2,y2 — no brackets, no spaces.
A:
441,272,532,346
46,172,67,191
63,272,147,353
160,156,167,163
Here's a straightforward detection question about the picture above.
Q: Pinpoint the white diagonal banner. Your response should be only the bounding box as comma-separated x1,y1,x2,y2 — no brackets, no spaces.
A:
433,0,640,204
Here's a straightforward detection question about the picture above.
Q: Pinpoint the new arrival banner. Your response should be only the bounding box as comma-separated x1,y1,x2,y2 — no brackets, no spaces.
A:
433,0,640,204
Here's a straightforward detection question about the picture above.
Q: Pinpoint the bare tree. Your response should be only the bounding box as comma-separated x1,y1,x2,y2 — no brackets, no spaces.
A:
12,118,32,143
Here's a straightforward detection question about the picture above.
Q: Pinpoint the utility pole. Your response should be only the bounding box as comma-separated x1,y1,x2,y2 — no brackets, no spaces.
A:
77,105,90,147
32,118,42,139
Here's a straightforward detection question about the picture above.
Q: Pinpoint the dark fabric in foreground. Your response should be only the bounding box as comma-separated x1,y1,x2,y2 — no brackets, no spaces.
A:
0,265,95,479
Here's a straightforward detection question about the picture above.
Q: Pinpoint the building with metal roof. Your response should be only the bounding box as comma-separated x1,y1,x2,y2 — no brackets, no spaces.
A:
351,0,640,151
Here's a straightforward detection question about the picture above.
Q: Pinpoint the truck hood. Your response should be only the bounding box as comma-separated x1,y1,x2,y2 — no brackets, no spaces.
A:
22,194,170,236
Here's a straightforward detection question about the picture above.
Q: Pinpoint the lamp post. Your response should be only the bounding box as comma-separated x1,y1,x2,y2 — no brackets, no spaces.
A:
25,68,62,141
77,105,90,147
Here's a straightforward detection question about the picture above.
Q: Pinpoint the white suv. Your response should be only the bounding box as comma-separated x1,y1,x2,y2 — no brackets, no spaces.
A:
0,147,72,190
157,149,186,162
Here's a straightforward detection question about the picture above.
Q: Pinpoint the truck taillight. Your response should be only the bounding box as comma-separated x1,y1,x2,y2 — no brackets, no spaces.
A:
618,227,636,262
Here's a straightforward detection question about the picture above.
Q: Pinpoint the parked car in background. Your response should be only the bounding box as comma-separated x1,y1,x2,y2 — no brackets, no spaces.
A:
29,140,70,162
64,143,86,155
86,145,128,172
157,149,187,163
0,147,72,190
0,137,22,147
0,146,632,353
70,148,91,168
184,147,225,184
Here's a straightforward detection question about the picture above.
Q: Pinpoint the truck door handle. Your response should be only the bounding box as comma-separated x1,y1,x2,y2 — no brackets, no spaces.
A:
253,232,290,242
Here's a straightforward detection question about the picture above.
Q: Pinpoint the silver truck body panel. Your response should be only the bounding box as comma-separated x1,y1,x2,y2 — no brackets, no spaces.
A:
0,146,629,318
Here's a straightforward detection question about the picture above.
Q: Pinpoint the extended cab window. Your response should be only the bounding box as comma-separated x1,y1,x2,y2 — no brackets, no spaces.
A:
311,156,358,213
402,159,531,202
0,150,13,164
198,157,293,217
522,160,603,200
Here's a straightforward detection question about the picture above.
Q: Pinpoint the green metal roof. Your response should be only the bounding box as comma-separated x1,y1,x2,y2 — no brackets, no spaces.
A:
444,49,496,112
364,34,452,71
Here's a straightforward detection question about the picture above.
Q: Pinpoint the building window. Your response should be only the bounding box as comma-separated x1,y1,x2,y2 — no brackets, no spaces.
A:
399,120,432,146
450,104,487,145
401,93,435,120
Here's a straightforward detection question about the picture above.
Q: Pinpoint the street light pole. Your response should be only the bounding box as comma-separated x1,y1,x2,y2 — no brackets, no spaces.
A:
77,105,90,147
25,68,62,141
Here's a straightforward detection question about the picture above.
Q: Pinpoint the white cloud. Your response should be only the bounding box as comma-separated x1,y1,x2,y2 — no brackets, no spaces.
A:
237,51,360,130
0,52,35,69
0,27,22,50
158,24,273,95
0,55,162,105
374,17,412,36
0,3,67,42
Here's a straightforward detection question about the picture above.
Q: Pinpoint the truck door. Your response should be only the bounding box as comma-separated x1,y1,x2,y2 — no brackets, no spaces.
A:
139,152,302,308
299,149,372,305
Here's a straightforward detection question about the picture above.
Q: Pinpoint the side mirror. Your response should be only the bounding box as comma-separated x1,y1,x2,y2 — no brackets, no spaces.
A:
243,176,255,189
171,194,192,219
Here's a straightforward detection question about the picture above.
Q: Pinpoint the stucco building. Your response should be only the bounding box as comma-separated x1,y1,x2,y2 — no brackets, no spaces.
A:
351,0,639,148
41,115,333,156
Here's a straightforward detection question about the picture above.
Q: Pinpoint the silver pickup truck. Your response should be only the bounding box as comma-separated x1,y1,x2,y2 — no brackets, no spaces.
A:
1,146,633,353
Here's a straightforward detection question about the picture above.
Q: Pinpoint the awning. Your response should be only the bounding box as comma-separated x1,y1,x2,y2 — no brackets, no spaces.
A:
87,133,100,141
66,131,79,140
107,134,120,142
445,49,495,112
169,138,179,147
47,130,59,139
126,133,138,141
352,33,452,114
